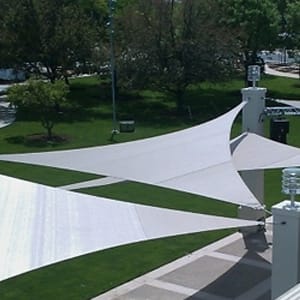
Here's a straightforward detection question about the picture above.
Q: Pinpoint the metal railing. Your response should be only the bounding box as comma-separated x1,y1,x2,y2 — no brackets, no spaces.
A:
264,106,300,117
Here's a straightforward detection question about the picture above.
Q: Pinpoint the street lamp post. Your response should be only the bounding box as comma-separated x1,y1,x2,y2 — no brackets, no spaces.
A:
109,0,118,137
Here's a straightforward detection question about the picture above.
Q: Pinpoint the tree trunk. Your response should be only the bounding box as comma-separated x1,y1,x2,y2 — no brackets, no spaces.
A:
47,126,53,140
42,118,54,140
49,75,56,84
64,75,70,85
176,89,184,114
46,66,57,83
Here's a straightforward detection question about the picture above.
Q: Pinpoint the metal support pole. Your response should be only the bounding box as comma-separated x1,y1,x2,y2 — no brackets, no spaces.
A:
272,201,300,299
109,0,118,136
238,87,267,226
272,168,300,298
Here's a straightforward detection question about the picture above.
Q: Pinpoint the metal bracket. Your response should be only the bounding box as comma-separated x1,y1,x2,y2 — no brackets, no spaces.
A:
264,106,300,117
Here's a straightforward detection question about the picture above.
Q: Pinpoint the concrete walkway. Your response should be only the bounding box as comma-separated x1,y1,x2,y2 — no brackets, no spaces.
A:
265,64,299,79
93,224,273,300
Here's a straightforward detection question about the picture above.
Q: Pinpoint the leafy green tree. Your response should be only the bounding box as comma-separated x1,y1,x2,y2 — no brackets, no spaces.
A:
274,0,300,57
8,80,69,139
0,0,39,69
220,0,280,78
286,1,300,47
286,0,300,77
116,0,239,112
277,0,288,31
0,0,101,83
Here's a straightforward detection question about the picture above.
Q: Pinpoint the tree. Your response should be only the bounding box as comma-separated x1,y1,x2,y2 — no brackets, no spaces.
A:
116,0,240,112
0,0,39,69
7,80,69,140
220,0,280,82
286,0,300,77
0,0,102,83
285,0,300,47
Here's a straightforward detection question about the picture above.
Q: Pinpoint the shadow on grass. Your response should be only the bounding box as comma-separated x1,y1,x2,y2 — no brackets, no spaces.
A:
11,74,249,130
263,76,300,100
59,108,113,123
292,82,300,89
6,133,69,148
67,77,234,127
119,100,180,124
267,91,300,100
184,87,241,123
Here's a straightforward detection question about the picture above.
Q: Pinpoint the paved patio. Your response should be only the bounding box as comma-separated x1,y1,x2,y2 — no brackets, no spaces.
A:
93,223,273,300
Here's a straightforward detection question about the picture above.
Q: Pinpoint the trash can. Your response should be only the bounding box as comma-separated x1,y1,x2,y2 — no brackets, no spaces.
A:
270,118,289,144
119,120,135,133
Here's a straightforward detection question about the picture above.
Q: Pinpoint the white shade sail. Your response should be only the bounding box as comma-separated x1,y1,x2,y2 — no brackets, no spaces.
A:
0,174,260,281
275,99,300,109
0,103,261,208
232,133,300,170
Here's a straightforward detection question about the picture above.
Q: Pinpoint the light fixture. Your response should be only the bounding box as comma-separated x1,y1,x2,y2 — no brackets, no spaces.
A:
247,65,261,88
282,168,300,208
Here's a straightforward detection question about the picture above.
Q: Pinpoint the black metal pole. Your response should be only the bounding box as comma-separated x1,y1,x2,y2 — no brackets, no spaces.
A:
109,0,118,136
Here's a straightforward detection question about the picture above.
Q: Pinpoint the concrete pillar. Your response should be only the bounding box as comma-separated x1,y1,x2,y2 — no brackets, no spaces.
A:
272,200,300,299
238,87,267,224
241,87,266,136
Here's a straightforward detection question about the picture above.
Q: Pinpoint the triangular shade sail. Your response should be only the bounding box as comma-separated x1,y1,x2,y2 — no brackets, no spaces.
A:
0,103,261,208
232,133,300,170
0,174,259,281
275,99,300,109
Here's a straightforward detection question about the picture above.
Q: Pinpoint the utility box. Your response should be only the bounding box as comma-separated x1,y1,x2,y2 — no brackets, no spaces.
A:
270,118,289,144
119,120,135,133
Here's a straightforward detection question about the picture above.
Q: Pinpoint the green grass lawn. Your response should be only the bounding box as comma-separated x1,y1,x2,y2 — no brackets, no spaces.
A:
0,229,233,300
0,73,299,299
1,73,299,154
0,161,100,186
